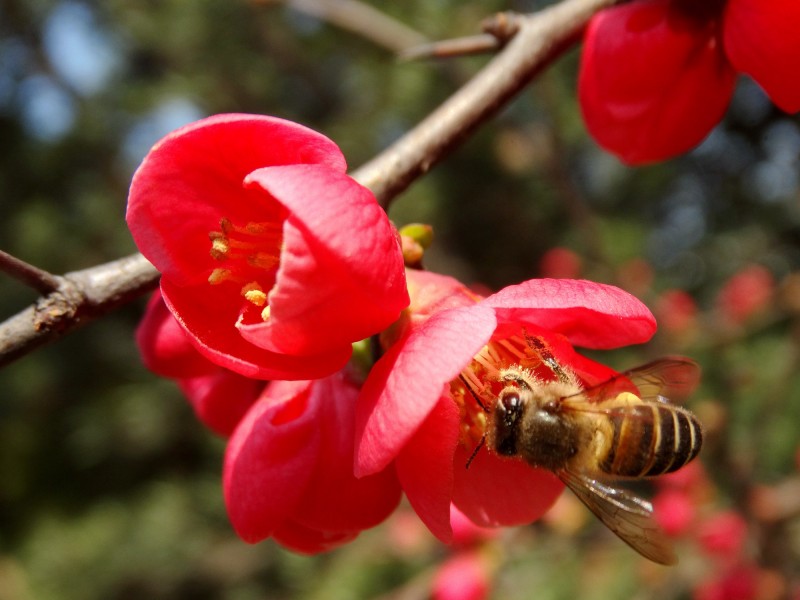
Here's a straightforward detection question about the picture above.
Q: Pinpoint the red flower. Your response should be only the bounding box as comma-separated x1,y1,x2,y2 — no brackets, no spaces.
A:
716,264,774,325
579,0,800,164
224,370,402,553
127,114,408,380
697,510,749,558
136,290,263,436
431,551,491,600
354,270,656,541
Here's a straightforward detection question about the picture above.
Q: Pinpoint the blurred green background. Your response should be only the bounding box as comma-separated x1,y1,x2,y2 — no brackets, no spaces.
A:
1,1,799,598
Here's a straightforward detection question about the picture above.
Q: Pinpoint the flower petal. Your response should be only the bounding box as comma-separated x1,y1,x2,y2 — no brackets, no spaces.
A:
451,446,564,528
238,164,409,356
272,521,360,555
135,290,217,378
724,0,800,113
355,305,497,476
223,381,320,543
484,279,656,348
127,114,346,287
396,395,461,543
578,0,736,164
178,370,264,437
161,278,351,380
293,372,402,532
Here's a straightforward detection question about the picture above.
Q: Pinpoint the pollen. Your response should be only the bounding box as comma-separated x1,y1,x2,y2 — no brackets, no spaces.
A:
242,282,267,306
206,216,284,321
208,268,231,285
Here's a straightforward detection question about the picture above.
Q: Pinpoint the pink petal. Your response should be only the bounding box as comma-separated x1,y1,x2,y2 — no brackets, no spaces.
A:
272,521,360,555
135,290,217,378
405,268,484,317
395,395,461,543
578,0,736,164
451,446,563,528
485,279,656,348
161,278,351,380
724,0,800,112
354,305,497,476
450,504,498,546
223,381,321,543
127,114,346,287
293,372,402,532
178,370,264,437
238,164,409,356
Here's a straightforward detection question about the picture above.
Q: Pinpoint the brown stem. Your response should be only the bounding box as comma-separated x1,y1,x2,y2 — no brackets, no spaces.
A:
0,249,62,294
0,253,159,368
256,0,428,53
352,0,615,208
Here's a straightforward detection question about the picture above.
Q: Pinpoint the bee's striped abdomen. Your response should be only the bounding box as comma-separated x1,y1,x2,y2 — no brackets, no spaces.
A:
600,404,702,478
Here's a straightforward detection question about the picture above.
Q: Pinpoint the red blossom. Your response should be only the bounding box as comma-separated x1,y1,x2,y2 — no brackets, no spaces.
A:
136,290,262,436
538,247,582,279
355,270,657,541
655,289,698,335
694,563,759,600
127,114,408,380
431,551,491,600
716,264,775,324
697,510,749,557
579,0,800,164
224,371,401,552
652,488,696,536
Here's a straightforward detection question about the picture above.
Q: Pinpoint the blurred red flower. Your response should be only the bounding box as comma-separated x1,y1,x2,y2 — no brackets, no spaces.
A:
694,563,759,600
224,370,401,553
432,551,491,600
697,510,749,557
136,290,262,436
355,270,656,541
716,264,775,324
538,247,582,280
655,289,698,336
579,0,800,164
127,114,408,380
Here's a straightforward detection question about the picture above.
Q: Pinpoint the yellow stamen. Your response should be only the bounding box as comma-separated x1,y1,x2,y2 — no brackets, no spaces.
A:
261,305,271,321
210,237,229,260
208,268,231,285
242,282,268,307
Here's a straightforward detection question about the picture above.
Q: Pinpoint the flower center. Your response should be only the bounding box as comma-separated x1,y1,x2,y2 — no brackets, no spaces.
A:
451,332,559,448
207,217,283,321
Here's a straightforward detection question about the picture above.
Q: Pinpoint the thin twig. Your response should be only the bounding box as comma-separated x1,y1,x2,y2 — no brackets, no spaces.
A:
0,249,62,294
0,253,159,368
352,0,615,207
256,0,427,53
398,34,502,61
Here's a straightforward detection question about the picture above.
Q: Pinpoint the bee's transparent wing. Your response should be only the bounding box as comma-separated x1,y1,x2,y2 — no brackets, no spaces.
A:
576,356,700,405
558,470,677,565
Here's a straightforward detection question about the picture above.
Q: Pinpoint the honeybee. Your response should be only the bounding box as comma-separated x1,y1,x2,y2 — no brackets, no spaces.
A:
483,343,702,565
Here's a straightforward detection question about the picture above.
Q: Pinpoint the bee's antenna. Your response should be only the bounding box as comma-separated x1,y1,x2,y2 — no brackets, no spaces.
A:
459,373,488,412
465,436,485,469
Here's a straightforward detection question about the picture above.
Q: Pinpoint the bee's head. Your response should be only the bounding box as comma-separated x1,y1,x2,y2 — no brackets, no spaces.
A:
489,388,526,456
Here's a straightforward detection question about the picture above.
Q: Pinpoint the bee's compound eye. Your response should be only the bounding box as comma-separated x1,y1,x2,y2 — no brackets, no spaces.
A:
501,391,521,412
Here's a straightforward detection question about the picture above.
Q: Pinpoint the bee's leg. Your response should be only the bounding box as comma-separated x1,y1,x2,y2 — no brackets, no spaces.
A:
522,329,571,384
465,436,485,470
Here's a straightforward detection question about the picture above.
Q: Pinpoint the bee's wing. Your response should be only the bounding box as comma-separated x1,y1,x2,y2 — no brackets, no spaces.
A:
558,470,677,565
576,356,700,405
